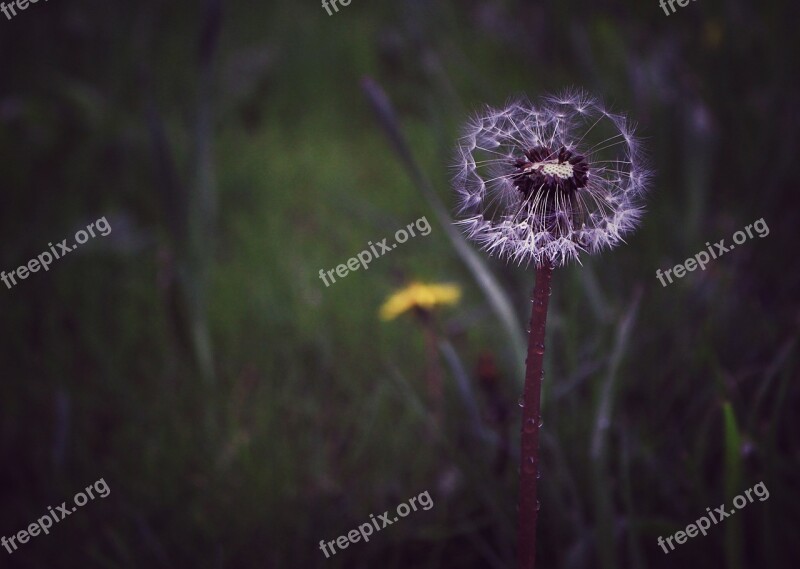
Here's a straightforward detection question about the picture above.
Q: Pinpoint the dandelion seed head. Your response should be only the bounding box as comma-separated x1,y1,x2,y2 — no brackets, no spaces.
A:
452,90,651,267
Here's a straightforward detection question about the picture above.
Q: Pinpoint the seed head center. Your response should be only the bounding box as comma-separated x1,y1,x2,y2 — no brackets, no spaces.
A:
537,161,574,180
512,146,589,199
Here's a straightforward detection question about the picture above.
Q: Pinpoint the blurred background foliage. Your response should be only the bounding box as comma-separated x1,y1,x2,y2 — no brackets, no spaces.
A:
1,0,798,567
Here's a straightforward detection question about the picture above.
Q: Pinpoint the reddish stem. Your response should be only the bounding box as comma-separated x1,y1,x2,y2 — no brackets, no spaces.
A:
415,308,444,430
422,317,443,427
517,262,553,569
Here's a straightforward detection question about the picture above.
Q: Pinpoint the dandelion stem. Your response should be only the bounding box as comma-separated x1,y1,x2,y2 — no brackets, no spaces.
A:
517,261,553,569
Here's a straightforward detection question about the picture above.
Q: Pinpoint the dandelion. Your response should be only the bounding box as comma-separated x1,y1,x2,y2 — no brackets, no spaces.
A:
453,90,649,267
379,282,461,321
452,91,651,569
380,282,462,429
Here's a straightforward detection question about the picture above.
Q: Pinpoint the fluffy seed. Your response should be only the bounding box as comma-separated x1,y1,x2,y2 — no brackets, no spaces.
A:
452,90,652,267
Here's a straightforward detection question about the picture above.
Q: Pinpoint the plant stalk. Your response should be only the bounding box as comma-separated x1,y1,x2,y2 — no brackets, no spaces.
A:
420,312,444,429
517,262,554,569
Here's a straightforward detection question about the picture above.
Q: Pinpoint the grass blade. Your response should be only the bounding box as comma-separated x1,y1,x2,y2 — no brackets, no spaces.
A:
361,77,526,382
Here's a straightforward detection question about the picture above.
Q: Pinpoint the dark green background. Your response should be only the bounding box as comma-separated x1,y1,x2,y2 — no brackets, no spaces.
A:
1,0,798,567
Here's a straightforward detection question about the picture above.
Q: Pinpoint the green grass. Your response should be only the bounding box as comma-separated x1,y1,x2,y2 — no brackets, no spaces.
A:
0,1,798,568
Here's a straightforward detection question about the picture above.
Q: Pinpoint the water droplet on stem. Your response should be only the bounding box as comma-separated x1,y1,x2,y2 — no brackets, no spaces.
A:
523,457,537,474
523,418,537,433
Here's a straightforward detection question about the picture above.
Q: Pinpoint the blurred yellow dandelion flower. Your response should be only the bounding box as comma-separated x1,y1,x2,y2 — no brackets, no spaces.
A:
379,282,461,321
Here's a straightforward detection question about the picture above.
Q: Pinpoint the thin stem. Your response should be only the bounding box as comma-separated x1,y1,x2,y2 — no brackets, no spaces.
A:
517,261,554,569
421,316,444,429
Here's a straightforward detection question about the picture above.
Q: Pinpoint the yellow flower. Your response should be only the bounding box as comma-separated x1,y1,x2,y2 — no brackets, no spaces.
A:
379,282,461,321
